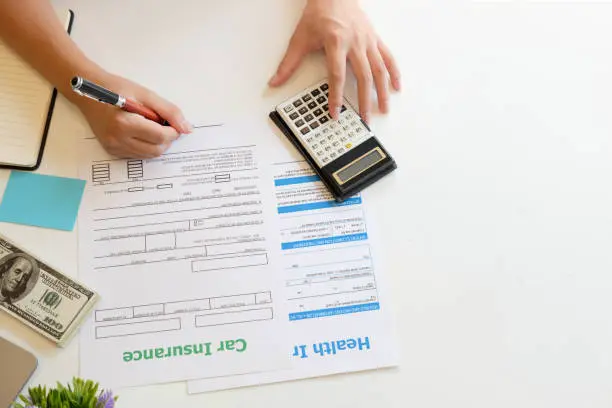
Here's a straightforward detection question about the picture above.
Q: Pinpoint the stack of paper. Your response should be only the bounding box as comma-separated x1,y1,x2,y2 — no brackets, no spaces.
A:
76,121,398,391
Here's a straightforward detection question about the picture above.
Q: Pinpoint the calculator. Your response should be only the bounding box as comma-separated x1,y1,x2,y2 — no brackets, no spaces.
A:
270,79,397,202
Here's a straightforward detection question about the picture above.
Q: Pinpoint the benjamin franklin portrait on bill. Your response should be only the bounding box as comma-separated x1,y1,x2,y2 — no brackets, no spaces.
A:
0,253,40,305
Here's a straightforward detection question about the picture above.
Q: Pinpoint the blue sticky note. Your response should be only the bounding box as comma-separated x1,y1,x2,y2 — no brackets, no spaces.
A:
0,171,86,231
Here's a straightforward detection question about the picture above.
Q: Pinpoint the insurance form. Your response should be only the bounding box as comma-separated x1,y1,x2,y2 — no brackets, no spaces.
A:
188,151,399,393
77,124,288,387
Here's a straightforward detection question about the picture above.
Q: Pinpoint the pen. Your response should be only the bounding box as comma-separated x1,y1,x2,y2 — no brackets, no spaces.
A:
70,76,169,126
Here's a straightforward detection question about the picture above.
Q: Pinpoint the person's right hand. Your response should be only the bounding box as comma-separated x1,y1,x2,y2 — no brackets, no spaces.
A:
75,74,192,159
269,0,401,124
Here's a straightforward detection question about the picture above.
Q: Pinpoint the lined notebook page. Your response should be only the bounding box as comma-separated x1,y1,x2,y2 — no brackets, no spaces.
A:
0,10,71,168
0,39,54,167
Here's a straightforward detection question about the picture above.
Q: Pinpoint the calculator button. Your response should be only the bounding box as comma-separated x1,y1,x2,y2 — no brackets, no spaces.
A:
327,134,335,141
335,130,342,137
356,127,363,133
308,101,317,110
316,96,326,104
314,132,322,138
310,122,320,130
330,152,337,159
337,148,345,154
320,139,327,145
342,125,350,131
350,120,358,127
323,104,329,111
301,127,310,135
303,94,312,102
332,141,340,147
320,116,329,124
338,119,345,125
311,89,321,97
299,107,308,115
284,105,294,113
330,123,337,129
321,83,329,91
312,143,319,149
322,157,330,164
304,114,314,122
293,100,303,108
340,136,348,142
348,131,355,138
325,146,332,152
306,137,314,143
314,108,323,117
289,112,299,120
345,143,353,149
295,119,305,127
316,150,323,156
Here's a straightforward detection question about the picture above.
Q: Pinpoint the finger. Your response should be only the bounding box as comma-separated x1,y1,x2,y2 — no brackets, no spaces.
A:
378,40,401,91
367,47,390,114
141,91,193,134
269,28,308,87
123,113,180,145
325,39,347,120
349,48,373,123
124,136,171,159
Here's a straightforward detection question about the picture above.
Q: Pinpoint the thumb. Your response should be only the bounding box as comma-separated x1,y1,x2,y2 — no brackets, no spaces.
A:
269,31,308,87
143,91,193,134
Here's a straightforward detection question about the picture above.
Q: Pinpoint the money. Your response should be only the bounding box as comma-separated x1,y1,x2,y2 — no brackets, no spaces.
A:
0,234,98,347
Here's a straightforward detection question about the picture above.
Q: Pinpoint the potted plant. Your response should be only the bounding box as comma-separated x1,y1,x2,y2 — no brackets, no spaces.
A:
13,377,117,408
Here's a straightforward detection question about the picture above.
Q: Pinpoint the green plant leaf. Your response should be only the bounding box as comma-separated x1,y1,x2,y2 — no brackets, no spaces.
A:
14,377,118,408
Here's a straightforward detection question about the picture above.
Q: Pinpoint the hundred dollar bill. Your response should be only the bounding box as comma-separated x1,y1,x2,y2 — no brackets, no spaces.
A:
0,234,98,347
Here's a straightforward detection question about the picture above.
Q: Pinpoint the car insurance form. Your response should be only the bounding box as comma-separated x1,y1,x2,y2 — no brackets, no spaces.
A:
188,143,399,393
77,124,289,387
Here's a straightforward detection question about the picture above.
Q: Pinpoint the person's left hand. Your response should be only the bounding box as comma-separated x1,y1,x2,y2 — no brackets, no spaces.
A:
269,0,401,124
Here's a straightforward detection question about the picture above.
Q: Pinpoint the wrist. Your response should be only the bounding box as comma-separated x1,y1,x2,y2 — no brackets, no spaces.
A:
305,0,360,15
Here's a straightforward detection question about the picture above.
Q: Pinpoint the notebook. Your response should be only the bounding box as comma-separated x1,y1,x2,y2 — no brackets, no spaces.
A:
0,10,74,171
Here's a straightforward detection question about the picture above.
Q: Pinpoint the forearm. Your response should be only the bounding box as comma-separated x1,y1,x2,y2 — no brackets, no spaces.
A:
0,0,107,106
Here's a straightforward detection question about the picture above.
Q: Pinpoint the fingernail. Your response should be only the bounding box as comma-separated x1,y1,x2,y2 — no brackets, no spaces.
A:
182,120,193,133
268,73,279,86
362,112,370,123
333,107,341,120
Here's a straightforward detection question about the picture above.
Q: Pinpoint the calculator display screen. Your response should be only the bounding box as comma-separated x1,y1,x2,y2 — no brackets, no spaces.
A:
335,149,384,183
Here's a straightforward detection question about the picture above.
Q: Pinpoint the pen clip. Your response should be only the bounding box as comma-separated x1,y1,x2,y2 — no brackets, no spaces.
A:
72,87,104,103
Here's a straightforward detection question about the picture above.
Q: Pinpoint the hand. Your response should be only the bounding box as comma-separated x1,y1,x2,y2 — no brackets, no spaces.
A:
269,0,401,123
75,74,192,158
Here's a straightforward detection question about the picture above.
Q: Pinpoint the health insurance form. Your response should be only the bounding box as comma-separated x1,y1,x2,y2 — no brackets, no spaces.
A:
77,123,290,388
188,129,399,393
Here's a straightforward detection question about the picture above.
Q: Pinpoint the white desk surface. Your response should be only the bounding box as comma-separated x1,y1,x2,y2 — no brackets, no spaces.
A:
2,1,612,407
